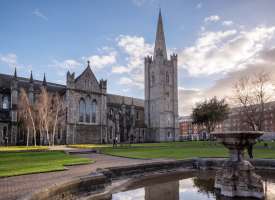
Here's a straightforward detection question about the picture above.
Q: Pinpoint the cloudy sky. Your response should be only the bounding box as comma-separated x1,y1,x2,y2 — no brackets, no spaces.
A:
1,0,275,116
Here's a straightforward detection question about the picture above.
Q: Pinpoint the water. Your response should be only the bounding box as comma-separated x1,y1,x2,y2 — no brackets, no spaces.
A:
111,171,275,200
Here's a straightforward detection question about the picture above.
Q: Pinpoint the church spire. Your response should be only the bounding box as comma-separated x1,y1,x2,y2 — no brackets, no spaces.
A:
154,9,167,59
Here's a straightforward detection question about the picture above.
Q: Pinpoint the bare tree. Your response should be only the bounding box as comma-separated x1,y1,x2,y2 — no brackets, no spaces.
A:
51,93,64,145
37,88,51,145
233,71,272,131
36,88,64,146
18,88,37,146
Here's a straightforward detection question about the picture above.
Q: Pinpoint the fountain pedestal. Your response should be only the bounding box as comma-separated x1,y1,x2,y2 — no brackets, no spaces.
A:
212,131,264,199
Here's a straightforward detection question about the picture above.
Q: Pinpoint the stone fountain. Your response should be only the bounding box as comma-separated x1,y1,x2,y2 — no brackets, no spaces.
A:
211,131,264,199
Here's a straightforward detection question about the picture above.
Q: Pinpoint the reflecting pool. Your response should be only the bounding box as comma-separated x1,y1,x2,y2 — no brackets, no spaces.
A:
111,171,275,200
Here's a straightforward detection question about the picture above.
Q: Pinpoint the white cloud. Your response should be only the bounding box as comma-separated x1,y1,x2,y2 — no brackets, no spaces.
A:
223,20,233,26
119,76,143,89
51,59,81,72
179,47,275,116
131,0,156,7
32,8,48,21
112,65,129,74
119,77,133,85
178,88,203,116
117,35,153,70
87,51,117,70
196,2,202,9
178,26,275,76
204,15,220,23
132,0,146,6
0,53,17,67
115,35,153,89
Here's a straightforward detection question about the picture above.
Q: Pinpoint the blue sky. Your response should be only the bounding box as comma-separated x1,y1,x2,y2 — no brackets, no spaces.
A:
1,0,275,115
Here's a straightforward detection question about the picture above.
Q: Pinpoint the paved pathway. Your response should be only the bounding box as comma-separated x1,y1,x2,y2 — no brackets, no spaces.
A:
0,152,169,200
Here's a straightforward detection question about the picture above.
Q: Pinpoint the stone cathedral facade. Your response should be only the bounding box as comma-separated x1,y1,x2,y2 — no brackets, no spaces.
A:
0,11,179,145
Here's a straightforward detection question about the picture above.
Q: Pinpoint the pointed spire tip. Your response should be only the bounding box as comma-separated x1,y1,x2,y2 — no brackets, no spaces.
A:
154,9,167,59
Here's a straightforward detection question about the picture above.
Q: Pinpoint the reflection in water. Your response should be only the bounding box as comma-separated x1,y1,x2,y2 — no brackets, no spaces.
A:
112,174,275,200
112,188,145,200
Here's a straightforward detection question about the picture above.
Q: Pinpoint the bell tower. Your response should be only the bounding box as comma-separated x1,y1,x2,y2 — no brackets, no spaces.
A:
144,10,179,142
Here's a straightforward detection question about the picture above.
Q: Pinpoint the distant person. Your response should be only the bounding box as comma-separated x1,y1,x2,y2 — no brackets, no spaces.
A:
113,136,117,148
5,136,8,147
247,143,253,159
130,135,134,144
115,135,118,147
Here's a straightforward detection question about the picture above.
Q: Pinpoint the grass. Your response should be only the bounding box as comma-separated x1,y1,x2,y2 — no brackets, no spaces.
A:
69,141,275,160
0,146,49,152
0,151,92,177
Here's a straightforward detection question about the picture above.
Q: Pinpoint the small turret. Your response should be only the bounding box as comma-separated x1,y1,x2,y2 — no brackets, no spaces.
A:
145,56,153,64
42,73,47,87
66,71,75,89
99,79,107,94
13,67,17,80
29,70,33,84
11,67,18,90
29,71,34,104
11,67,19,139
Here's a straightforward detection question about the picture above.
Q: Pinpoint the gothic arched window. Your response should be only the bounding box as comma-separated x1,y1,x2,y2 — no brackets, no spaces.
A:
91,100,97,123
86,96,91,123
2,96,9,109
79,98,86,122
166,71,169,83
151,72,155,86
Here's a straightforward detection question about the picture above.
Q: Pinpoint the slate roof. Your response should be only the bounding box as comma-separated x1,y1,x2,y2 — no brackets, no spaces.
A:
0,73,66,94
107,93,144,108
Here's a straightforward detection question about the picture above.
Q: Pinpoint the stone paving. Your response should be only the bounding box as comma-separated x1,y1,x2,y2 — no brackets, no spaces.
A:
0,152,169,200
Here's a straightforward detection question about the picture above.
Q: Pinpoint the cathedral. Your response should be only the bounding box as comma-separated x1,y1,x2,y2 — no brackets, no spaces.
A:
0,11,179,145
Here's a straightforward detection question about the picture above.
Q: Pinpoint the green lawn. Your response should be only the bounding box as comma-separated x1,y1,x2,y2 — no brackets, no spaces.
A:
69,141,275,160
0,146,49,152
0,151,92,177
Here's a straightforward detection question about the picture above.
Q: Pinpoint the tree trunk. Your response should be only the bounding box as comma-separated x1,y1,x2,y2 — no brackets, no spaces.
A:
46,129,50,146
26,127,29,147
52,106,59,146
27,106,37,146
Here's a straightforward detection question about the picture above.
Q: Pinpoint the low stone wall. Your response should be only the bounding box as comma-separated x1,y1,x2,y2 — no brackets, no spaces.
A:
250,159,275,170
21,158,275,200
20,174,109,200
98,159,194,180
193,158,275,171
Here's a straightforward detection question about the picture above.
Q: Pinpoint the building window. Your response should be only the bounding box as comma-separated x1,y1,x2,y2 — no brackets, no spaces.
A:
136,111,139,120
166,72,169,83
109,108,113,117
86,96,91,123
79,98,86,122
91,100,97,123
2,96,9,109
168,131,171,138
151,72,155,86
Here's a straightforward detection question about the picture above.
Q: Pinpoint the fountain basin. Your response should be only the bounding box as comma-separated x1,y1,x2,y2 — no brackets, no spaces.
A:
211,131,264,199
